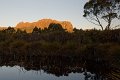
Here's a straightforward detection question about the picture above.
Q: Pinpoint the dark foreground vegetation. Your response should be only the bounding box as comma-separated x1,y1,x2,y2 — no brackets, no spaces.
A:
0,23,120,80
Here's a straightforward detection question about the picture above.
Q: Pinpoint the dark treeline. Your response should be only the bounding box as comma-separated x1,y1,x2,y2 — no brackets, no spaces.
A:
0,23,120,79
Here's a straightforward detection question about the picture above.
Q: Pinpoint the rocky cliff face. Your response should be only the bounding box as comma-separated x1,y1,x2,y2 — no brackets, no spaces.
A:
16,19,73,32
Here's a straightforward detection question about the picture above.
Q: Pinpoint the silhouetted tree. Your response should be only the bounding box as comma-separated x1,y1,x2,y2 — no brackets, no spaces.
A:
48,23,65,32
32,27,39,33
4,26,15,34
83,0,120,30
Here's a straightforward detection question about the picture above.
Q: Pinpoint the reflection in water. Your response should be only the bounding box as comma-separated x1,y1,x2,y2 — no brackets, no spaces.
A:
0,55,110,80
0,66,85,80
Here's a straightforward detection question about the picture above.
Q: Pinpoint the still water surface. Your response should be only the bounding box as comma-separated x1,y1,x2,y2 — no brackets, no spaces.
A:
0,66,86,80
0,55,110,80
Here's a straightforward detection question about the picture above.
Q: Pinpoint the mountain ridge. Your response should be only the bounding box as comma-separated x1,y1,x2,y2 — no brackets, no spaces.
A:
16,19,73,32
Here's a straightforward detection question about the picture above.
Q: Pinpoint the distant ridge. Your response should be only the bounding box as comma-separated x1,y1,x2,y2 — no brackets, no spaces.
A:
0,27,7,30
15,19,73,32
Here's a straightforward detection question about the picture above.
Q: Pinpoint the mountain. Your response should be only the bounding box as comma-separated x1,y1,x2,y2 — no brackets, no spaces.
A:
0,27,7,30
15,19,73,32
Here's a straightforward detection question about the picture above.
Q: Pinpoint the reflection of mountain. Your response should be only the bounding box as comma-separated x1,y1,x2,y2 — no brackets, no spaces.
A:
16,19,73,32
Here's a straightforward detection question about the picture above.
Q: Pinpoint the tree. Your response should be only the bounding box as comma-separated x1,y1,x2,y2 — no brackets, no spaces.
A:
16,29,24,34
83,0,120,30
4,26,16,34
32,27,42,34
48,23,65,32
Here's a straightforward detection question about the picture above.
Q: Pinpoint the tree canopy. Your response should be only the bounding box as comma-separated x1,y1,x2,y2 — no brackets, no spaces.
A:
48,23,65,32
83,0,120,30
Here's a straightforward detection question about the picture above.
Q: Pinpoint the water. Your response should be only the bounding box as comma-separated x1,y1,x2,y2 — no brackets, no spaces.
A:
0,56,110,80
0,66,86,80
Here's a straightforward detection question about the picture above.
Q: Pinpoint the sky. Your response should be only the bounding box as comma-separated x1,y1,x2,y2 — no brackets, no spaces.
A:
0,0,94,29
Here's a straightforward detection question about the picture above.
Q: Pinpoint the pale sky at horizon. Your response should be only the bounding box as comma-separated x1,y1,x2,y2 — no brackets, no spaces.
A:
0,0,95,29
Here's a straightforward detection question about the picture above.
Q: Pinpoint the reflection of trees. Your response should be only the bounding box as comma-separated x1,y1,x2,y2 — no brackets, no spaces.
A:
0,55,109,79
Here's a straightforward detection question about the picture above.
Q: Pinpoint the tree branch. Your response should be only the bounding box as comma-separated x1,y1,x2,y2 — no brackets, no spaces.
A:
85,17,101,26
95,15,104,30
